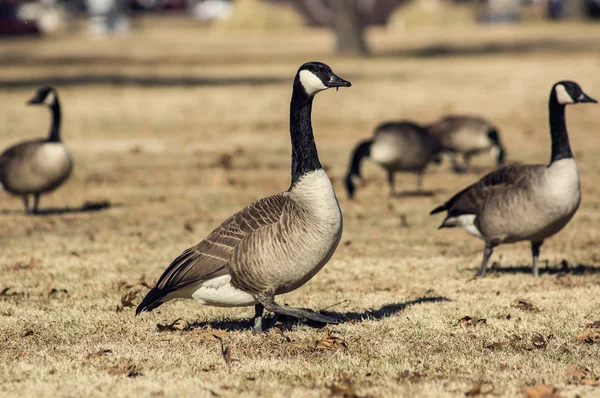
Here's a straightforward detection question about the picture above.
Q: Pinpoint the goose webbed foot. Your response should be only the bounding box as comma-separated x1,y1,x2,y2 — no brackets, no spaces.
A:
257,294,339,326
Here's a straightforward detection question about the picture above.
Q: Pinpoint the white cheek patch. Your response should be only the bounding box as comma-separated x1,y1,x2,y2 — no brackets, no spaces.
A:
44,92,56,106
299,70,327,96
555,84,574,105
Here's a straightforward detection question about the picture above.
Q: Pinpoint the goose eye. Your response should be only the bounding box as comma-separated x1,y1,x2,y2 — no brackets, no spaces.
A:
312,66,320,73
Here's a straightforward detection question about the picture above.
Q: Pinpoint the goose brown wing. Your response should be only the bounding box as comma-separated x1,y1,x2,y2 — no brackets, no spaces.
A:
136,194,290,313
431,164,543,218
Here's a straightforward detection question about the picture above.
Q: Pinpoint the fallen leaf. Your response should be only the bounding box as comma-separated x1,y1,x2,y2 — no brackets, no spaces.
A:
22,329,34,337
6,257,40,271
465,382,494,396
329,379,365,398
316,330,347,351
43,286,68,297
156,319,190,332
522,385,561,398
458,316,487,326
576,321,600,344
511,298,540,312
221,344,232,365
531,333,547,349
270,325,291,342
116,291,138,312
106,361,142,378
183,221,195,233
70,251,81,257
485,341,508,351
394,370,426,383
198,331,229,341
566,365,599,386
138,274,154,289
86,349,113,360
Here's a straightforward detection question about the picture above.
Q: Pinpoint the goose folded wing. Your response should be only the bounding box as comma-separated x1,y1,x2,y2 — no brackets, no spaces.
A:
154,194,289,293
442,165,537,217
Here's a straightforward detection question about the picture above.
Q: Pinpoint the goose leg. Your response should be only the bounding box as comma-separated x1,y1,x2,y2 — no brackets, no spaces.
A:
451,153,467,174
387,169,396,197
257,293,339,325
416,170,424,192
477,242,495,277
463,153,472,172
531,241,543,277
32,194,40,214
252,303,265,334
22,195,30,214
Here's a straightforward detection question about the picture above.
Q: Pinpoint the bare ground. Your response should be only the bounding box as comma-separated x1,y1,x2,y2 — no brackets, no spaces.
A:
1,19,600,398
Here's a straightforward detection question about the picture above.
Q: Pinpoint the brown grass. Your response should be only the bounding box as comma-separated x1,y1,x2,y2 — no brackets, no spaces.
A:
1,17,600,398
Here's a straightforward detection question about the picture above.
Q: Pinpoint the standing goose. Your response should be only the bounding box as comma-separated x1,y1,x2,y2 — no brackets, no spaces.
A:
344,121,441,199
0,87,73,214
430,81,596,277
427,115,505,173
136,62,351,332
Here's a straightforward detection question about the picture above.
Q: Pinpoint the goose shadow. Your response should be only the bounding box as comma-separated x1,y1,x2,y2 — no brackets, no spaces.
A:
184,295,450,332
0,201,113,216
391,189,445,198
485,261,600,276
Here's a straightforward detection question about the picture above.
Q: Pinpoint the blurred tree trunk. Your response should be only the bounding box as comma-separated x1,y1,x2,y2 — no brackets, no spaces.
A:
330,0,368,55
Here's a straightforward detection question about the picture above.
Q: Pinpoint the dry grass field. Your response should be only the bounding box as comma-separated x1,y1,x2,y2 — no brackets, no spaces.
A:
1,15,600,398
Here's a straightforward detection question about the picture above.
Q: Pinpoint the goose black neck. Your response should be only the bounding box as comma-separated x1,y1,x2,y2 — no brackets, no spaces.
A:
289,83,321,187
47,99,61,143
548,92,572,164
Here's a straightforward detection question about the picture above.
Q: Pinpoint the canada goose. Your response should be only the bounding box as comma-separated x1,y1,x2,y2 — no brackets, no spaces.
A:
136,62,351,332
344,121,441,199
0,87,73,214
427,115,505,173
431,81,596,277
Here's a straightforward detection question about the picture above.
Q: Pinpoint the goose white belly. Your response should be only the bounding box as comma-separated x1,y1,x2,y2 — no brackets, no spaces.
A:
163,274,258,307
7,143,73,193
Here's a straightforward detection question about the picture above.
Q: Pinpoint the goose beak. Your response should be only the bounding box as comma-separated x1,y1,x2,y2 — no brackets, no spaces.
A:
578,92,597,103
326,72,351,89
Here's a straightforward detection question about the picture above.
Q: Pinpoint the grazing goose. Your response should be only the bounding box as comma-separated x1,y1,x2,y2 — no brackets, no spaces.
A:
427,115,505,173
136,62,351,332
0,87,73,214
344,121,441,199
430,81,596,277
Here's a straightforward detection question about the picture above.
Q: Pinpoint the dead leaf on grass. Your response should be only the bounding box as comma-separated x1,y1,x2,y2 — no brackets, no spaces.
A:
42,286,68,298
566,365,599,386
0,287,24,297
270,324,291,342
329,379,368,398
531,333,547,349
394,370,426,383
6,257,41,271
86,349,113,360
106,361,142,378
458,316,487,326
116,291,138,312
156,318,190,332
521,385,561,398
511,298,540,312
485,341,508,351
138,274,154,289
316,330,347,352
465,382,494,396
183,221,195,233
22,329,34,337
576,321,600,344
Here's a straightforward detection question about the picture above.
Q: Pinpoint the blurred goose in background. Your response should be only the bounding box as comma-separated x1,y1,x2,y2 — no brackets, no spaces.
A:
431,81,596,277
427,115,505,173
344,121,441,199
0,87,73,214
137,62,351,332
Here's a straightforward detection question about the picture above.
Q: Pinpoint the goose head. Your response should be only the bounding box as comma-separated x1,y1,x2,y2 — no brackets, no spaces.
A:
295,62,351,97
27,86,58,107
553,81,597,105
